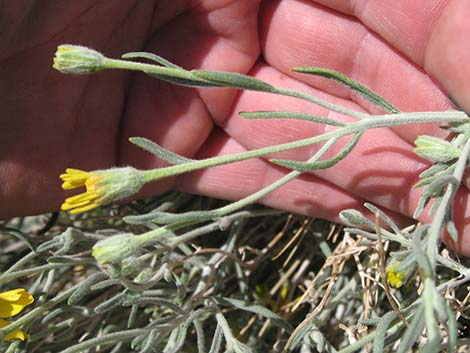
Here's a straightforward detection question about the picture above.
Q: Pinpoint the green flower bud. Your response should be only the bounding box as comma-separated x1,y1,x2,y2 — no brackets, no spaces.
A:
414,135,460,163
53,45,106,74
92,233,145,265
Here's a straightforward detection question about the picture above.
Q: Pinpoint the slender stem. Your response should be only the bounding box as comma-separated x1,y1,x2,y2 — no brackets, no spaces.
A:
207,134,340,218
106,54,469,190
104,58,209,84
141,111,468,184
167,210,281,247
105,57,367,119
276,88,368,120
357,111,468,128
128,135,339,255
106,55,468,133
141,127,351,183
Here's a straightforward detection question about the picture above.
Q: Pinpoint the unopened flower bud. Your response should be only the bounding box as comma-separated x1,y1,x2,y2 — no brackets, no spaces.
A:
92,233,144,265
414,135,460,163
53,45,106,74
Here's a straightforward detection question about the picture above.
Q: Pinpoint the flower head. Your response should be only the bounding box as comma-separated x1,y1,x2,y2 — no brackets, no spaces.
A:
60,167,144,214
53,45,106,74
386,262,407,289
92,233,142,265
0,289,33,341
414,135,460,163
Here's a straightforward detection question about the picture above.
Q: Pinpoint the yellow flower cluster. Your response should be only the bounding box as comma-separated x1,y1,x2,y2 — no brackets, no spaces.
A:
0,289,33,341
60,167,144,214
60,168,106,214
386,262,406,289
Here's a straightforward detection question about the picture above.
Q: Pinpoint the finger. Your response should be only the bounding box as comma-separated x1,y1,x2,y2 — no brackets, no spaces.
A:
259,0,452,144
176,127,409,226
120,0,260,167
265,0,470,193
219,62,470,254
309,0,470,112
0,1,167,219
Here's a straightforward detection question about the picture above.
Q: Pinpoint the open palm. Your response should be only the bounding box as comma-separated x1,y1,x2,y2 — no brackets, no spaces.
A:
2,0,470,254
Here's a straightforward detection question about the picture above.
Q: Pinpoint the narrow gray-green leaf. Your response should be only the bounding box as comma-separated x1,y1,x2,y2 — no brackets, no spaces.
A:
213,297,293,333
126,297,186,315
396,305,425,353
420,337,441,353
208,324,223,353
411,233,433,278
444,301,457,352
233,339,253,353
59,329,148,353
146,72,224,88
364,203,402,235
192,70,276,92
94,292,127,313
126,210,213,225
446,219,458,243
292,67,400,113
286,320,316,352
239,111,345,126
193,319,207,353
373,312,396,353
413,194,431,219
0,227,37,252
414,175,458,218
271,131,363,171
129,137,194,164
122,52,181,69
128,304,139,329
163,323,189,353
419,164,450,179
68,272,108,305
139,329,158,353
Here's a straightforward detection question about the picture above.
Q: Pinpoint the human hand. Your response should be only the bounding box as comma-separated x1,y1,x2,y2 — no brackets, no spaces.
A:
0,0,260,217
2,1,470,254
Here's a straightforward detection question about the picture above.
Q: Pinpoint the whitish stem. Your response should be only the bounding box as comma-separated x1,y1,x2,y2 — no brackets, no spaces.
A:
140,112,467,184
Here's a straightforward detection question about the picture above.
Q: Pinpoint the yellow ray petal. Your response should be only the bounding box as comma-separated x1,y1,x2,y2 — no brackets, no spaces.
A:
0,289,33,318
0,319,29,341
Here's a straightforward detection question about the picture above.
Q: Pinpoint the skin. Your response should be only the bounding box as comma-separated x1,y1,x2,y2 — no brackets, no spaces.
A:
2,0,470,253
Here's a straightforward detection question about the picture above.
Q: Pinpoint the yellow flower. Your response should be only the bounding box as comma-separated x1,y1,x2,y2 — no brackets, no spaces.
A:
0,289,33,341
60,169,105,214
60,167,144,214
386,262,406,289
53,44,105,74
